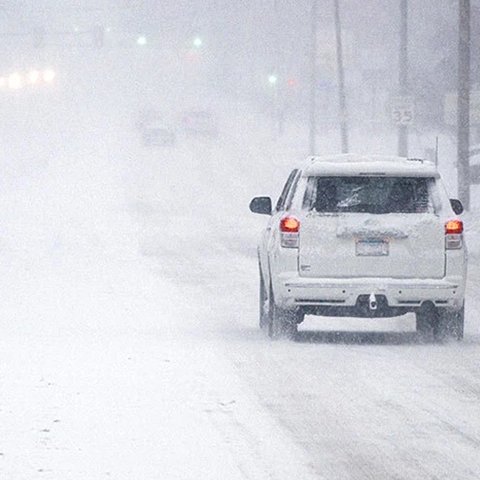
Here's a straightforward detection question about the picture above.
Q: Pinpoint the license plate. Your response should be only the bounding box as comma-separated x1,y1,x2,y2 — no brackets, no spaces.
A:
356,239,389,256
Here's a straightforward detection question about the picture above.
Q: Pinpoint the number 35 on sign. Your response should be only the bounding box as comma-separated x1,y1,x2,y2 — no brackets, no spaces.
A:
390,96,415,125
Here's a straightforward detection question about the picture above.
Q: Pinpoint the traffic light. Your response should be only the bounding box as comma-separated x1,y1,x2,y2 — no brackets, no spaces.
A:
32,26,45,48
137,35,147,46
268,74,278,85
92,25,105,48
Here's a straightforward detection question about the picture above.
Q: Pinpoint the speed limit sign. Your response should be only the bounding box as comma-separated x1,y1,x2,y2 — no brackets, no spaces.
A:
390,96,415,125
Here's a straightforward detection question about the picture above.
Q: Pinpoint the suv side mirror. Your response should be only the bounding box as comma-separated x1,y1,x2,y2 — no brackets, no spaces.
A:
249,196,272,215
450,199,464,215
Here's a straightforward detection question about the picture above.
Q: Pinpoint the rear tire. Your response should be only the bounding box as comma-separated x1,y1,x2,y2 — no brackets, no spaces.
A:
259,266,268,329
416,306,436,340
267,286,299,340
434,304,465,341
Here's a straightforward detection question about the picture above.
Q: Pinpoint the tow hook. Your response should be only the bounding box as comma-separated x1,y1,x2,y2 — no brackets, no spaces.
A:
369,293,378,311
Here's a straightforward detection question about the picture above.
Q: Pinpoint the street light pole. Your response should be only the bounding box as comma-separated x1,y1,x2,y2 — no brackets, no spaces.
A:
398,0,409,156
273,0,284,136
309,0,318,155
458,0,471,210
334,0,349,153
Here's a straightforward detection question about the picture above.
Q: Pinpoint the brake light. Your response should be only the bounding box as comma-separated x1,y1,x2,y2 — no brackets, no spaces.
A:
280,216,300,233
445,220,463,235
280,216,300,248
445,220,463,250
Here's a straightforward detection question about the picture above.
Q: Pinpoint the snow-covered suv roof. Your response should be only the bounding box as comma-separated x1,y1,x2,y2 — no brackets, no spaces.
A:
303,154,440,177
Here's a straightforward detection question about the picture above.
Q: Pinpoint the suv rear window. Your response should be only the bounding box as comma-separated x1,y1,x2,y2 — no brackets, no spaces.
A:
303,176,434,214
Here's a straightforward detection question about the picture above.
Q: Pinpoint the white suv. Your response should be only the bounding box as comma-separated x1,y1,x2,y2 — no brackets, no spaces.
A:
250,154,467,341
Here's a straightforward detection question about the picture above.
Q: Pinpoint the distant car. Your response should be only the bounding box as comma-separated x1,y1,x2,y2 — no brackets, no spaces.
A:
470,144,480,161
250,154,467,341
181,110,218,137
468,145,480,182
141,124,176,147
136,109,163,130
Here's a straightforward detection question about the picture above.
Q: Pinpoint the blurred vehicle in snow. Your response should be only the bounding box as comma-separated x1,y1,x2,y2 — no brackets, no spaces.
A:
136,109,176,147
136,109,162,130
470,144,480,156
250,154,467,342
181,110,218,137
141,123,176,147
468,145,480,183
470,144,480,163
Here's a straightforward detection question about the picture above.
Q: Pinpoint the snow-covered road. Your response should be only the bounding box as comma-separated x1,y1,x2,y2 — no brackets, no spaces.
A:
131,112,480,480
0,97,320,480
1,82,479,479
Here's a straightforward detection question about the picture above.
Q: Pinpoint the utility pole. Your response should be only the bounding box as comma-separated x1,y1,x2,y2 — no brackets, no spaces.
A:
273,0,284,136
458,0,471,209
398,0,409,157
334,0,349,153
309,0,318,155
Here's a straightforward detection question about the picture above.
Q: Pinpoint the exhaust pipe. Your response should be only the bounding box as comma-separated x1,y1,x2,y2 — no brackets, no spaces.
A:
369,293,377,311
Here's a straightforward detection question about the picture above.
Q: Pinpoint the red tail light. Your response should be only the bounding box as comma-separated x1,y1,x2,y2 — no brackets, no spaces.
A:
445,220,463,235
280,216,300,233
